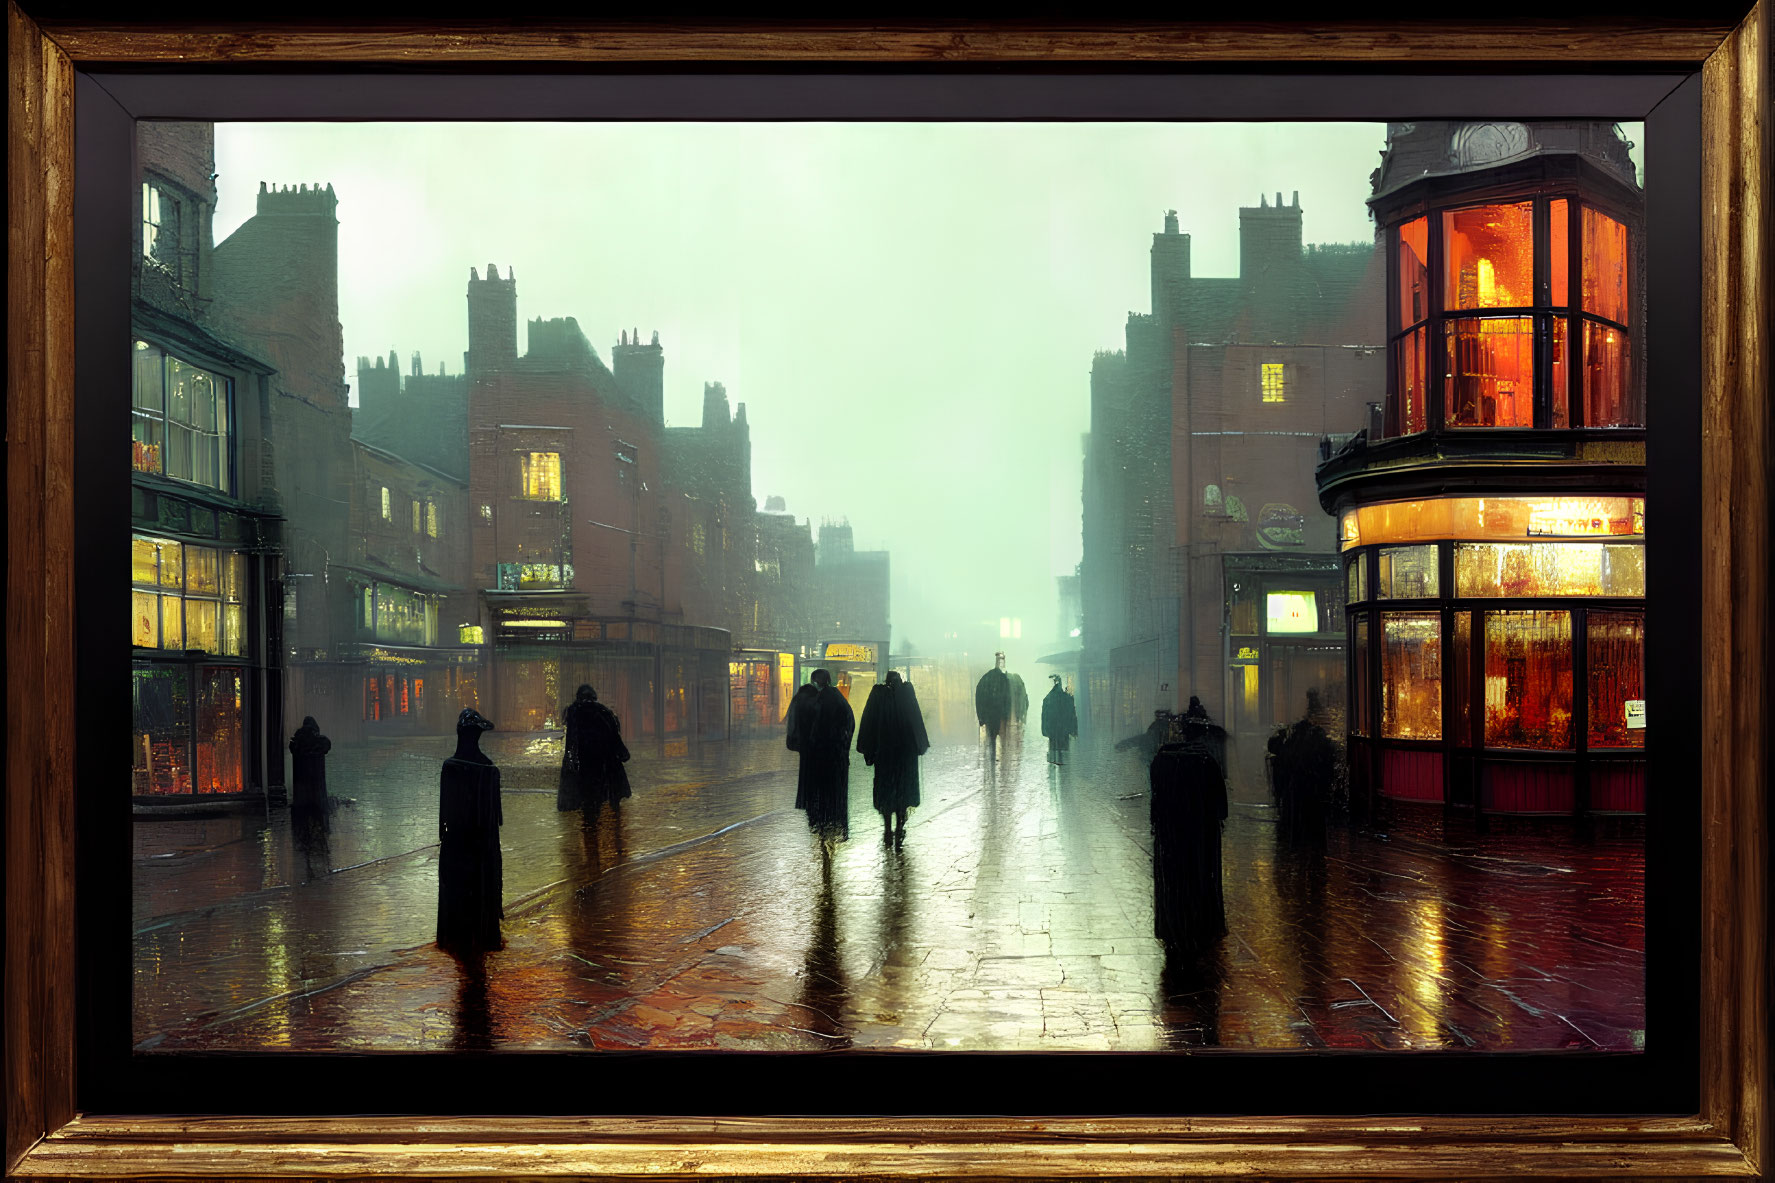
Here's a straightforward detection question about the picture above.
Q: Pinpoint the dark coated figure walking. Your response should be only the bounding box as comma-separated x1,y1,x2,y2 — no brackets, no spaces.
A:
975,652,1012,754
1276,689,1337,846
790,669,855,851
857,670,930,845
289,716,332,813
558,683,631,816
438,708,504,953
1150,716,1229,965
1040,675,1078,766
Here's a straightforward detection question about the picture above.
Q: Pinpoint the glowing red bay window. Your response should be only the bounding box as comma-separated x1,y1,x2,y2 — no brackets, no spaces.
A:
1381,612,1441,740
1398,216,1429,325
1396,326,1428,435
1445,317,1535,427
1550,198,1570,307
1483,610,1574,750
1444,202,1535,310
1582,207,1630,325
193,667,245,795
1588,610,1646,749
1583,319,1636,426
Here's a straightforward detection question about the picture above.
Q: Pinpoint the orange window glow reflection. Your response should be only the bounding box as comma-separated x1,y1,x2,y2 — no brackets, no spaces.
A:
1444,202,1535,310
1582,207,1630,325
1341,496,1645,551
1398,216,1429,327
1445,317,1534,427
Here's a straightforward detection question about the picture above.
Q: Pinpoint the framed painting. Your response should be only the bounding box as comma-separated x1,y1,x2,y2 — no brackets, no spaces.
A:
5,4,1768,1178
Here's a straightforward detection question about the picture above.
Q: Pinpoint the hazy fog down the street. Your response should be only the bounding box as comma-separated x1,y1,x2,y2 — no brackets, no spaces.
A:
213,121,1399,661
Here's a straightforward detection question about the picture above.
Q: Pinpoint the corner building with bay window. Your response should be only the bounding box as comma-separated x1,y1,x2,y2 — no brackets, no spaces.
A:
1316,121,1647,821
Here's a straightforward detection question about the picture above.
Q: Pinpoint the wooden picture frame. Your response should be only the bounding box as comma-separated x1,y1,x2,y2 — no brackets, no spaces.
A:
6,6,1767,1177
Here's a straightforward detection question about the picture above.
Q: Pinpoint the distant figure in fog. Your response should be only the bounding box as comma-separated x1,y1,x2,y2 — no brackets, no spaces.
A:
1150,716,1229,964
975,653,1012,754
1040,675,1078,767
438,708,504,953
794,669,855,852
288,716,332,814
857,670,930,845
1277,689,1337,846
1008,673,1030,727
1185,696,1209,722
558,684,631,816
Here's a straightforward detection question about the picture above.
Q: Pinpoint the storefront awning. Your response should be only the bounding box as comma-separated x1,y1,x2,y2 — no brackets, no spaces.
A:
1037,649,1084,666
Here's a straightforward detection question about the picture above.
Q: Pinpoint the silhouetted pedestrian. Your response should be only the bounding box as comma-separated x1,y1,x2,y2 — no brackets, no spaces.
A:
1009,673,1029,727
1040,675,1078,766
558,683,631,816
1184,695,1209,721
1278,690,1337,847
288,716,331,813
438,707,503,953
795,669,854,852
1117,709,1175,764
857,670,930,845
1150,717,1229,965
975,652,1011,753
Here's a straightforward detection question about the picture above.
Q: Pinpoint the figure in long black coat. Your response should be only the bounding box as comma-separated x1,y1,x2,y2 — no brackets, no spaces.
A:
795,670,854,850
289,716,331,813
558,684,631,815
857,671,930,844
1040,676,1078,766
438,708,504,953
975,653,1011,754
786,679,820,799
1008,674,1030,726
1278,691,1337,847
1150,718,1229,965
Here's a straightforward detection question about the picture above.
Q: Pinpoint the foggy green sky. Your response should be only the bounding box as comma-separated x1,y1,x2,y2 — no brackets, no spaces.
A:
210,121,1640,666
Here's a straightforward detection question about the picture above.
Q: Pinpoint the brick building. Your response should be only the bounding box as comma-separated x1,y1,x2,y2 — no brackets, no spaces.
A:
130,123,287,806
1082,198,1384,781
460,272,730,744
810,520,892,703
205,178,360,748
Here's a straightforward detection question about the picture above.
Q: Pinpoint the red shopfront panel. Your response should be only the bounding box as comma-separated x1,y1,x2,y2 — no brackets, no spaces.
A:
1483,761,1575,813
1381,746,1444,802
1589,759,1647,813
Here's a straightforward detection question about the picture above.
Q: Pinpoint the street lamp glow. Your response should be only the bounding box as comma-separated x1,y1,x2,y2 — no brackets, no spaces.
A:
1000,617,1011,638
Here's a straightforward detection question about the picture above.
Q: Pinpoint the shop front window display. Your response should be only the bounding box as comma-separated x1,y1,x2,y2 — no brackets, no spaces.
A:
1484,609,1574,750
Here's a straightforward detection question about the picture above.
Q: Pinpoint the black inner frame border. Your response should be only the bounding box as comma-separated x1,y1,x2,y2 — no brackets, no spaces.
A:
73,69,1703,1118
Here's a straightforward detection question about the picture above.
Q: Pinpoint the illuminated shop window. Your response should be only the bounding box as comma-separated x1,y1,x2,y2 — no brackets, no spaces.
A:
412,499,422,534
1260,363,1286,403
1377,544,1439,599
459,624,485,644
131,535,246,655
373,583,435,646
131,662,243,798
1454,541,1645,598
1346,554,1368,604
1444,316,1534,427
1340,496,1644,551
691,523,706,556
520,451,563,501
132,342,230,493
1588,609,1646,749
1381,612,1441,740
1382,196,1639,432
380,486,391,521
1266,590,1318,633
1350,614,1371,737
426,500,438,538
1452,611,1473,746
1484,610,1574,750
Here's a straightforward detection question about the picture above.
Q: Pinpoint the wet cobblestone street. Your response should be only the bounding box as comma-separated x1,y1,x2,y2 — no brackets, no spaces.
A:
134,728,1644,1052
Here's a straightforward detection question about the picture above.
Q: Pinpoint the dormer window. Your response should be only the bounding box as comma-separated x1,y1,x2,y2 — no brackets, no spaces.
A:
1386,194,1639,434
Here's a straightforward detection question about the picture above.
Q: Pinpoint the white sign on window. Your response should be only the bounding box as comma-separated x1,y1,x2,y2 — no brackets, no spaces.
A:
1625,699,1646,730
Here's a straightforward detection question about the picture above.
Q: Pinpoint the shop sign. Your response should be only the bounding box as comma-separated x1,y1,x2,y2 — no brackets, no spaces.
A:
1625,699,1646,730
1232,645,1260,665
1526,498,1639,537
822,642,877,663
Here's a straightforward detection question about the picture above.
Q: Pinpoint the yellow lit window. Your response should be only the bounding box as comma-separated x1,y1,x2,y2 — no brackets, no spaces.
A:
380,486,391,521
426,500,438,538
520,452,562,501
412,500,421,533
1261,362,1286,403
460,624,484,644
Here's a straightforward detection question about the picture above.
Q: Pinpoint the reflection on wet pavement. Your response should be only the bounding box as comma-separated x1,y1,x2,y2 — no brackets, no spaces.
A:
134,728,1644,1051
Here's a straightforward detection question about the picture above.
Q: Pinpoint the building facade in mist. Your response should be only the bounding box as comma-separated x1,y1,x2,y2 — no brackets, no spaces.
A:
1081,197,1384,776
810,520,893,703
1316,121,1646,820
131,123,287,804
